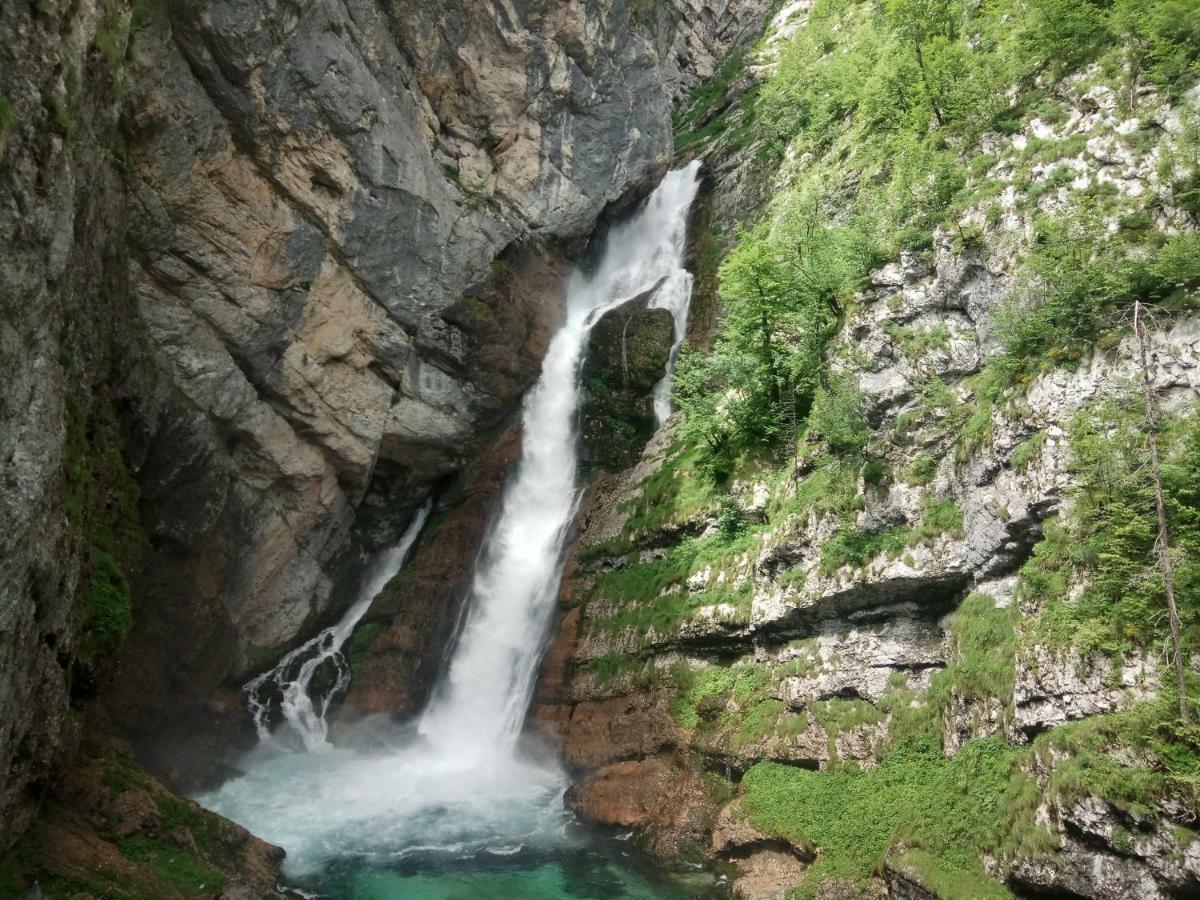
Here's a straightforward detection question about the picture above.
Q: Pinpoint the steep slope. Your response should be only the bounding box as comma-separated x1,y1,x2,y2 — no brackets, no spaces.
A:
537,1,1200,896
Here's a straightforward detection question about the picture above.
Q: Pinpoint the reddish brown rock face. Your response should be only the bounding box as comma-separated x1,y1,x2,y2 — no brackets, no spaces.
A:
568,758,683,828
563,694,683,770
566,755,726,861
528,607,582,749
0,740,291,898
336,425,524,724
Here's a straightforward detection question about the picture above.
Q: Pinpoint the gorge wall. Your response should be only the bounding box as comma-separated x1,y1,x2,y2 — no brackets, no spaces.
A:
0,0,772,852
531,2,1200,898
5,0,1200,897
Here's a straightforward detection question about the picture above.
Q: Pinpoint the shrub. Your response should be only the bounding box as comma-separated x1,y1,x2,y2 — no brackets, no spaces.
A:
809,376,870,454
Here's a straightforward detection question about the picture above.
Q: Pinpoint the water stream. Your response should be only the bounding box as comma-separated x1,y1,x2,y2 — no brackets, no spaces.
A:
200,164,714,898
244,500,432,752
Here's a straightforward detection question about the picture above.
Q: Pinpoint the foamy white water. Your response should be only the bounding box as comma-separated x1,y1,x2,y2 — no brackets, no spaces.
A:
650,267,697,423
243,499,431,752
200,164,702,882
419,160,701,755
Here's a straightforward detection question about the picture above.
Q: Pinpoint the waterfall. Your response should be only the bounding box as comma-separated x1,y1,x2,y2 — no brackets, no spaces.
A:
199,164,703,882
418,161,702,756
243,499,431,752
650,267,697,423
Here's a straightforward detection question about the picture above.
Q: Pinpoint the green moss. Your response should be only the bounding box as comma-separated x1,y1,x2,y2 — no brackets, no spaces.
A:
153,795,223,859
617,444,720,539
741,735,1042,898
589,528,761,637
674,47,753,152
68,394,146,661
96,27,124,69
734,699,787,749
819,495,962,574
819,523,909,574
669,696,702,729
586,654,659,692
45,90,74,137
344,620,385,675
84,549,132,653
117,836,226,897
0,827,140,899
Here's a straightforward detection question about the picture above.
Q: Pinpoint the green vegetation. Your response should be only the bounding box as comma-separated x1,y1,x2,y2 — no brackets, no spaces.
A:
607,443,721,541
0,748,236,899
1009,431,1046,471
116,837,226,897
741,735,1043,898
993,217,1200,384
674,48,756,153
44,89,74,137
667,661,805,751
1023,406,1200,662
904,453,938,485
585,654,660,693
1034,696,1200,817
808,375,870,454
883,321,950,361
63,393,145,661
928,593,1018,717
344,619,386,674
634,0,1200,890
85,549,133,653
819,495,963,574
671,0,1200,483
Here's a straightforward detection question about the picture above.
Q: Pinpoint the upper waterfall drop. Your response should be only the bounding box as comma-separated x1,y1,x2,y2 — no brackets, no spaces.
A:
418,161,702,757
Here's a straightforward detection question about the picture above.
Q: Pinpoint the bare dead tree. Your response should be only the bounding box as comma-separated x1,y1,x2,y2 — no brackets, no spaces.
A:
1134,300,1189,722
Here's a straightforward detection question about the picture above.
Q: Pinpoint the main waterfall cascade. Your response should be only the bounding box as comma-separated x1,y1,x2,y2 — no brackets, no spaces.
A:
418,161,702,755
201,164,709,897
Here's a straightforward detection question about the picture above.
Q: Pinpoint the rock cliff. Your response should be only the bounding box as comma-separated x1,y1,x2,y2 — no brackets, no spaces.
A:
0,0,772,848
535,3,1200,896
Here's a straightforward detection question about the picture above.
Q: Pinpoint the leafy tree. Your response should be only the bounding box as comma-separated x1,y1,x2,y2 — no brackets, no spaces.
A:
1110,0,1200,102
1016,0,1108,77
879,0,960,124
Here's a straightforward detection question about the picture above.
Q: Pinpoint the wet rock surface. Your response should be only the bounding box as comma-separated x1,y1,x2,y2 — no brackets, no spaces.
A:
579,287,676,471
0,0,773,844
0,739,295,899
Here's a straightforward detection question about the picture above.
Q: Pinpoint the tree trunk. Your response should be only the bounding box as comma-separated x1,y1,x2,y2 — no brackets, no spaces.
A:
913,26,944,126
1135,301,1189,722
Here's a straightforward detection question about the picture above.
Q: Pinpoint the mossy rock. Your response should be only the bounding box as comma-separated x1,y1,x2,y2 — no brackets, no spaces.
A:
579,286,674,471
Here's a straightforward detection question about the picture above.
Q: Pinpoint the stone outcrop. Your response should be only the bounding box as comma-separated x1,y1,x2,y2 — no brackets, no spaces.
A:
0,739,295,899
0,0,134,849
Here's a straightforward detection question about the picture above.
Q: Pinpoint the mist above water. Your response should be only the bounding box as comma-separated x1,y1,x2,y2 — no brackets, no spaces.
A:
200,163,704,892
